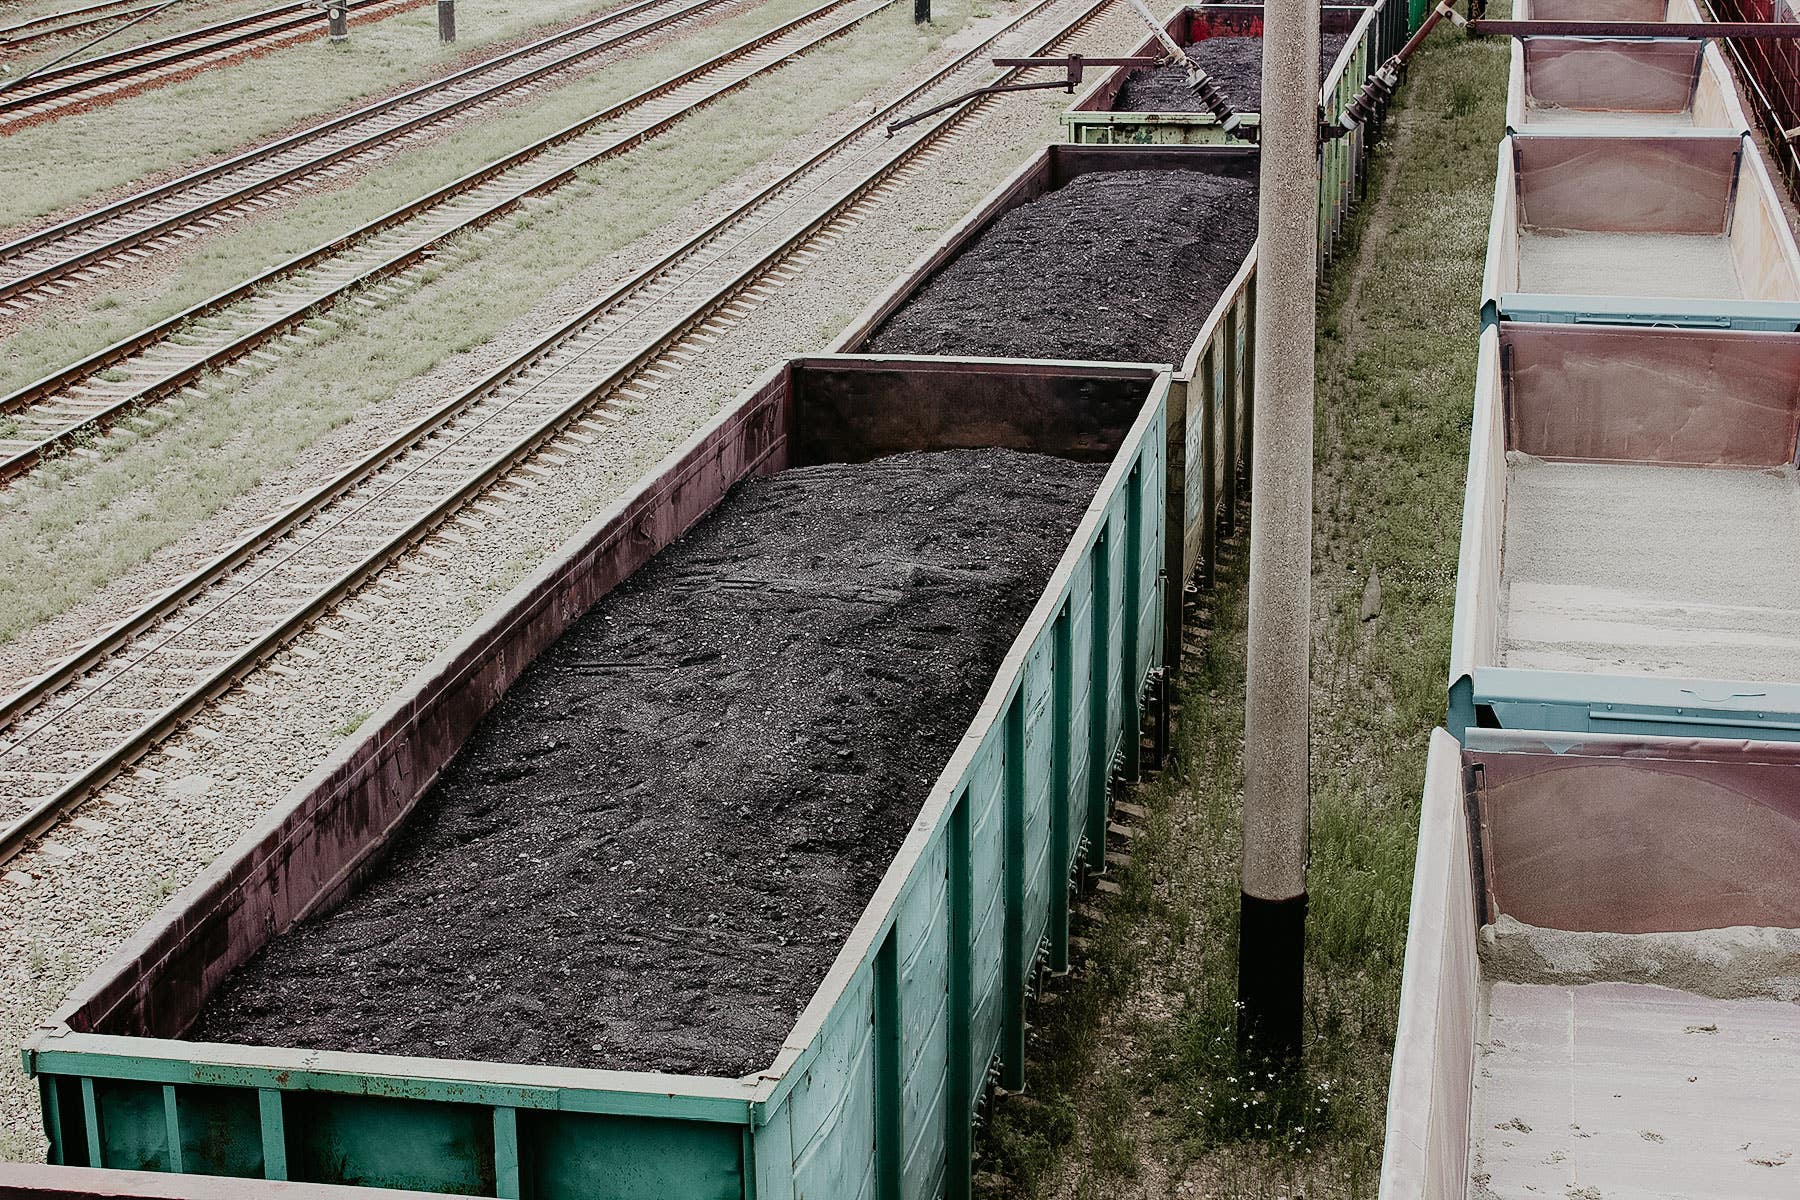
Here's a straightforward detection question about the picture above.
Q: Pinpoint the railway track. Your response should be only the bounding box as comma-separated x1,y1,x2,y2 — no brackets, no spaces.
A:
0,0,428,127
0,0,168,51
0,0,890,480
0,0,743,306
0,0,1111,864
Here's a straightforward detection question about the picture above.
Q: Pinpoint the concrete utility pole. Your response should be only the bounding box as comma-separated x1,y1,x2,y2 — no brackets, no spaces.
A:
438,0,455,42
1238,0,1317,1063
326,0,348,41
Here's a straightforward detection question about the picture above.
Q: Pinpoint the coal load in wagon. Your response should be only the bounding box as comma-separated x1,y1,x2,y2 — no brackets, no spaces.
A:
192,448,1105,1077
862,169,1256,366
1114,33,1351,112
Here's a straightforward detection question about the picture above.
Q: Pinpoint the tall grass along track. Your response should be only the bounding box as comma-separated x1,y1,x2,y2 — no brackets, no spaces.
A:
0,0,428,127
0,0,169,52
0,0,893,481
0,0,739,303
0,0,1110,865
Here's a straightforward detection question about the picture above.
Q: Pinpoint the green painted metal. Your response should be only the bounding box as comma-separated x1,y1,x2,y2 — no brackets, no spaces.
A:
1000,699,1027,1091
24,360,1170,1199
494,1108,521,1200
1085,529,1113,864
945,799,973,1200
1048,611,1073,975
256,1090,286,1183
873,935,902,1200
162,1085,184,1175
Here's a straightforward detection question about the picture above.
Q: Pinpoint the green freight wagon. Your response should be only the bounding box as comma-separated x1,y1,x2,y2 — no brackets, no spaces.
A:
21,356,1171,1200
834,142,1258,666
1059,3,1378,261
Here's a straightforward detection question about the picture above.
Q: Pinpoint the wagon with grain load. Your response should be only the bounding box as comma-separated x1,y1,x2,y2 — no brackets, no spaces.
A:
1380,727,1800,1199
1060,3,1377,259
1481,132,1800,329
832,141,1258,664
1505,35,1751,134
21,355,1171,1199
1447,320,1800,742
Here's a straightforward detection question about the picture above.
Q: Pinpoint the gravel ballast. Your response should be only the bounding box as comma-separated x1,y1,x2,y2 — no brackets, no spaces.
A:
0,2,1155,1146
191,447,1106,1076
1114,33,1352,112
863,168,1257,365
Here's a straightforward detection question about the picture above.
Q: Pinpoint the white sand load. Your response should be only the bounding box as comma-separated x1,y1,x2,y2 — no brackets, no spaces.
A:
1472,919,1800,1198
1517,230,1743,298
1500,454,1800,681
1524,106,1698,129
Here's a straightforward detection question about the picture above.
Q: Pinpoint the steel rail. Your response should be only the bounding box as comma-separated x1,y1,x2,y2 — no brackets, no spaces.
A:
0,0,887,475
0,0,423,120
0,0,725,290
0,0,167,48
0,0,1109,863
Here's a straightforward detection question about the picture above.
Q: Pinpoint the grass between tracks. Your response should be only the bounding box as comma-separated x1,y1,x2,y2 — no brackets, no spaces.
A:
972,16,1510,1200
0,0,641,229
0,0,985,649
0,0,871,394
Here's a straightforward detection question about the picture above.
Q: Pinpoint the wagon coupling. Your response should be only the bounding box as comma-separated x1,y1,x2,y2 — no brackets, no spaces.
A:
883,54,1156,135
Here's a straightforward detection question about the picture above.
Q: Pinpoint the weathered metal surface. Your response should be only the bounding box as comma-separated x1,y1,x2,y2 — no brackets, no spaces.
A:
1376,730,1476,1200
22,358,1170,1200
1469,731,1800,932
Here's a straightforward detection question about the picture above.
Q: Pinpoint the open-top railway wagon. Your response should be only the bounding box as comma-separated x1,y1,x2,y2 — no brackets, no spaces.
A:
1059,3,1378,260
1382,728,1800,1197
1482,132,1800,329
1447,320,1800,742
21,356,1170,1199
834,141,1261,665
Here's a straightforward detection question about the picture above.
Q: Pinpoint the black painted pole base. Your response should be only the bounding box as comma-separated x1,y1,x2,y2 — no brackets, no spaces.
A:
1237,890,1306,1064
914,0,930,22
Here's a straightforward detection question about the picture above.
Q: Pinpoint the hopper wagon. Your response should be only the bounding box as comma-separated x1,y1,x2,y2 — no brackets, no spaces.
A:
1450,319,1800,739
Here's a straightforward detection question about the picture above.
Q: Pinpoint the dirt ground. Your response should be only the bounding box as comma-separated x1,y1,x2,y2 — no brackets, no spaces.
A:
193,448,1103,1076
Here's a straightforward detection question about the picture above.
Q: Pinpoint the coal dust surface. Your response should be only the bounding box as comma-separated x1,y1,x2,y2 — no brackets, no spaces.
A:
863,169,1257,366
192,448,1105,1076
1114,33,1353,112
